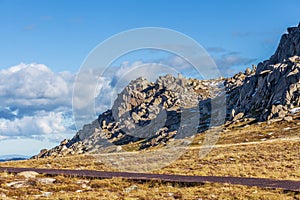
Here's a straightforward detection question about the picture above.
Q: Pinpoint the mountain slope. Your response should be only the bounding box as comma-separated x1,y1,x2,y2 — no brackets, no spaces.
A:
34,23,300,158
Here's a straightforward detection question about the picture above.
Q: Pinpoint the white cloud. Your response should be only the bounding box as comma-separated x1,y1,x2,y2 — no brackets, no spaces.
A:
0,111,72,138
2,63,70,99
0,63,75,142
0,63,74,117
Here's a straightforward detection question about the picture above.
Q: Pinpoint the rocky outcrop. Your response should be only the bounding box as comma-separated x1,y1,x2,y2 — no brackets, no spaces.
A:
34,75,224,158
227,23,300,121
269,23,300,64
34,23,300,158
227,55,300,121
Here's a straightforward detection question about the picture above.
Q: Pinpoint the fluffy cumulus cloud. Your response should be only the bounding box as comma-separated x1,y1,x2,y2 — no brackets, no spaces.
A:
0,63,74,115
0,63,75,142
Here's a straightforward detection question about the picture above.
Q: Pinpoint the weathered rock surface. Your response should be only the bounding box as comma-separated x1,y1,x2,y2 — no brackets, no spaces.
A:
34,74,224,158
17,171,39,179
227,23,300,121
34,23,300,158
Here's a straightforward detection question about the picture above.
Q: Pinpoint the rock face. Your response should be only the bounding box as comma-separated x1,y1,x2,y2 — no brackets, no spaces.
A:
34,23,300,158
269,24,300,64
227,23,300,121
34,75,224,158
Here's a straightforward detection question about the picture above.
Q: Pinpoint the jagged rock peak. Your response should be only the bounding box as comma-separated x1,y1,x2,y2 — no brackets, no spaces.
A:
269,23,300,64
227,23,300,121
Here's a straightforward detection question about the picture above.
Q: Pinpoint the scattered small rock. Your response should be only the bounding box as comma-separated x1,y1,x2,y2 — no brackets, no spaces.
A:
37,178,56,184
116,146,122,152
125,185,138,193
17,171,39,179
6,181,28,188
168,192,174,196
41,192,53,197
283,127,292,131
233,112,244,121
283,116,293,122
0,193,7,198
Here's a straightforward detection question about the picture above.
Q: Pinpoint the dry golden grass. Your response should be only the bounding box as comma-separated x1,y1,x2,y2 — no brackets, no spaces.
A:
1,116,300,199
0,172,299,200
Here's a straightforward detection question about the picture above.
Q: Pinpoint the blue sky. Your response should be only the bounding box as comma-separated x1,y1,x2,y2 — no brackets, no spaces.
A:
1,0,299,72
0,0,299,156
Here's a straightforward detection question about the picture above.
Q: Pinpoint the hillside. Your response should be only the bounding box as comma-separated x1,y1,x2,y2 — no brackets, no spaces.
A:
34,23,300,159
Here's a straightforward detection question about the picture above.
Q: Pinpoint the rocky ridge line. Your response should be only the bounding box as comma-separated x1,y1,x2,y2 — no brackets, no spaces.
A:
34,23,300,158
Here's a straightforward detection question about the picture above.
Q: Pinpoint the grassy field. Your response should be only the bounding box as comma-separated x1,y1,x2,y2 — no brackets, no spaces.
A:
1,117,300,199
0,171,297,200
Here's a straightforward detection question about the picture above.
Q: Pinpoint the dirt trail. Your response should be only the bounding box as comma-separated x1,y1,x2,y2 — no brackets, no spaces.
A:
1,136,299,191
0,167,299,192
